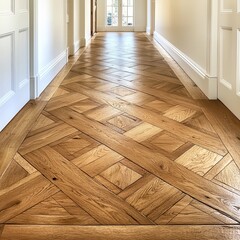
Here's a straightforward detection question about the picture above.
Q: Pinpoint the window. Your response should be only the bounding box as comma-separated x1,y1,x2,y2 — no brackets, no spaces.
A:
106,0,134,28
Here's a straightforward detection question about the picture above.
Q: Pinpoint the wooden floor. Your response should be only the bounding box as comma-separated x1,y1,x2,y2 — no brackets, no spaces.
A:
1,32,240,239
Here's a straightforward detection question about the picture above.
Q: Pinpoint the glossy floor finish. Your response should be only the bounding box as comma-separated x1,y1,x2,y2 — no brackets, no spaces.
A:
1,33,240,239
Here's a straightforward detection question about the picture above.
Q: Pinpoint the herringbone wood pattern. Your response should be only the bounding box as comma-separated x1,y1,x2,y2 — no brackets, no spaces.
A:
1,33,240,239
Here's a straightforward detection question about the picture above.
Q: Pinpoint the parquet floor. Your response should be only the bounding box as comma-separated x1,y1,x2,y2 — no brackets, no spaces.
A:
1,32,240,239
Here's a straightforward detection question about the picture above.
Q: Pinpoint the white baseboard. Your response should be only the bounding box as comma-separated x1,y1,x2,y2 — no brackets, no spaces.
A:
80,38,86,47
30,75,39,99
37,50,68,97
74,40,81,52
154,31,218,99
146,27,151,35
69,40,81,55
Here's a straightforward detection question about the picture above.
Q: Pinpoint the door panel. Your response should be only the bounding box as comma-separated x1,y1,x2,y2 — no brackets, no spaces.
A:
106,0,134,31
218,0,240,119
0,0,30,131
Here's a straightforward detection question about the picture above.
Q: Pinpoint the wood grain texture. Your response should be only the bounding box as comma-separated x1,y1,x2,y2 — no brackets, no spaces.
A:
23,147,152,225
0,225,3,238
0,160,28,190
64,82,227,155
0,101,46,178
0,45,87,179
201,100,240,169
1,33,240,237
50,107,240,222
19,124,78,155
0,172,59,223
1,225,240,240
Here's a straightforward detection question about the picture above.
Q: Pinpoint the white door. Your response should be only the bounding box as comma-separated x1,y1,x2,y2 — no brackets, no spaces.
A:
0,0,30,131
106,0,134,31
218,0,240,119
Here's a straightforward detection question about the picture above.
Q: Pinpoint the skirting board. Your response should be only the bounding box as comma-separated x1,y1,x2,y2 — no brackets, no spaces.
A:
69,40,81,55
35,50,68,98
154,31,218,99
146,27,151,35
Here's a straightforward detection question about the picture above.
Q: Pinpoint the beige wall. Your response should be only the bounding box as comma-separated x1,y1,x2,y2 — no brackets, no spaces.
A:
154,0,218,98
155,0,208,70
68,0,91,55
36,0,68,96
74,0,81,44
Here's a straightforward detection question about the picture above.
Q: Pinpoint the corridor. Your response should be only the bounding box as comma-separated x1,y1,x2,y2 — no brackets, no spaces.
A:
0,33,240,239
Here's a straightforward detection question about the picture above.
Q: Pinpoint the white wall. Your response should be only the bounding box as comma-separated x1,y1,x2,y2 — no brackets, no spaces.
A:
135,0,147,31
31,0,91,98
31,0,68,98
154,0,218,99
97,0,147,31
146,0,155,34
85,0,91,43
68,0,83,55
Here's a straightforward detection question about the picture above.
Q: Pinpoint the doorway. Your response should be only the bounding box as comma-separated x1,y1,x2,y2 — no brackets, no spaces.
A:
106,0,134,31
0,0,30,131
91,0,97,36
218,0,240,119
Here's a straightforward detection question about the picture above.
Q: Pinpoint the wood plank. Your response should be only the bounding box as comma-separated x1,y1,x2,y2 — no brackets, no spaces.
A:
0,101,46,178
155,196,192,224
19,124,78,155
74,68,202,111
175,145,223,176
0,44,88,178
23,147,153,225
0,172,59,223
63,83,227,155
94,175,122,194
169,205,223,225
201,100,240,169
1,225,240,240
50,107,240,222
214,161,240,192
14,153,37,174
7,215,98,225
118,174,155,200
52,192,98,224
100,163,142,190
126,177,182,216
204,154,233,180
0,225,3,238
45,92,88,112
191,200,238,224
124,122,162,142
0,160,28,190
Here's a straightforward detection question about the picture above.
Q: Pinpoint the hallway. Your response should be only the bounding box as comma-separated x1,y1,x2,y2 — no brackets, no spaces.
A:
0,33,240,239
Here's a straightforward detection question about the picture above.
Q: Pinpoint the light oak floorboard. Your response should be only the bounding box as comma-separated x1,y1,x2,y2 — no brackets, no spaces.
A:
50,107,240,222
1,225,240,240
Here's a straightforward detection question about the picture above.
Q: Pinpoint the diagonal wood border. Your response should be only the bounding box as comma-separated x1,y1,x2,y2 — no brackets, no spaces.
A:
50,107,240,222
63,82,227,156
23,147,153,225
0,172,59,223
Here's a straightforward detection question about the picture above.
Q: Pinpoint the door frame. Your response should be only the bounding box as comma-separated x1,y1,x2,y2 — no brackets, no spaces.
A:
105,0,135,32
217,0,240,119
146,0,155,35
29,0,39,99
91,0,97,36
